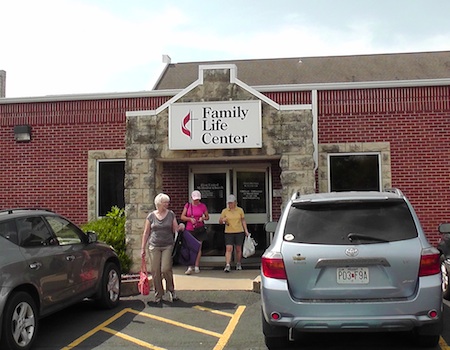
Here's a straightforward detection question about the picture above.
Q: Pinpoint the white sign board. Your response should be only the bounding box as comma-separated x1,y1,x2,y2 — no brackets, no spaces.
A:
169,100,262,150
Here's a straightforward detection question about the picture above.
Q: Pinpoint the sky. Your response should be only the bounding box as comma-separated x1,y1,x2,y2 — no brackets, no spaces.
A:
1,0,450,98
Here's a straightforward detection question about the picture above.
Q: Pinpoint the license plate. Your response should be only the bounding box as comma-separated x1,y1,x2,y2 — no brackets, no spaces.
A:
337,267,369,284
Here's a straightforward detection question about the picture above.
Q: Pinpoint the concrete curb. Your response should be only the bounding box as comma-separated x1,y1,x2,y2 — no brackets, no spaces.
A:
120,274,261,297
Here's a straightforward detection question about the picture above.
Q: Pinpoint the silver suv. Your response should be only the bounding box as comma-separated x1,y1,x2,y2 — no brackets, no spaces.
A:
0,208,121,350
262,189,442,349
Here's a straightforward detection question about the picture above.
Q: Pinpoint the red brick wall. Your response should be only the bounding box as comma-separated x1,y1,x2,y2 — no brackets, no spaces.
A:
0,97,168,225
162,163,190,220
318,86,450,245
2,86,449,247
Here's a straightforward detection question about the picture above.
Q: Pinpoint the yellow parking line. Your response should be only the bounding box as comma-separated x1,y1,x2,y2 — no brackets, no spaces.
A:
213,305,246,350
60,308,131,350
61,305,247,349
440,336,450,349
128,309,223,338
103,326,166,350
193,305,234,317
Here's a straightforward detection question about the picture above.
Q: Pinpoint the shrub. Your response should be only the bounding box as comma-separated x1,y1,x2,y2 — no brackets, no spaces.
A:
81,206,131,273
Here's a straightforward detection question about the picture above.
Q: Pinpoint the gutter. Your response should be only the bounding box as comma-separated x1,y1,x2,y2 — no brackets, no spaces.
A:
1,77,450,105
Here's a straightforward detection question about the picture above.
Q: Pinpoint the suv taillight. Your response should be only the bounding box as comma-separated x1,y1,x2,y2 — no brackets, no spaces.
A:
262,253,287,279
419,249,441,277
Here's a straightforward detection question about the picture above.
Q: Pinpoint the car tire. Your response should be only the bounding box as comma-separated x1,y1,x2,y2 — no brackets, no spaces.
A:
440,255,450,300
95,262,121,309
264,335,290,349
416,334,440,348
0,291,38,350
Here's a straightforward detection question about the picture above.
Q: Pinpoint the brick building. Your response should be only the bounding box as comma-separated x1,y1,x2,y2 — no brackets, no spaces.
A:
1,51,449,272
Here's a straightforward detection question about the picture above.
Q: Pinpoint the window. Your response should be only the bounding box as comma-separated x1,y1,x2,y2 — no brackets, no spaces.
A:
46,216,82,245
0,220,18,245
286,199,417,245
17,216,54,247
329,153,381,192
98,160,125,216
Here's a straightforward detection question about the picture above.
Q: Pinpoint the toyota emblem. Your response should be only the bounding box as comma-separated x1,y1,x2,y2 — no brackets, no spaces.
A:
345,247,359,257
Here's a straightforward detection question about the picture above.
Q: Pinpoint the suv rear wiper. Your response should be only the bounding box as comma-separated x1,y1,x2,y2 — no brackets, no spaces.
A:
347,232,389,243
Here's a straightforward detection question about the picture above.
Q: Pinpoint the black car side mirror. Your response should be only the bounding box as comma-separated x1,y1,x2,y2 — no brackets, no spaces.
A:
87,231,98,243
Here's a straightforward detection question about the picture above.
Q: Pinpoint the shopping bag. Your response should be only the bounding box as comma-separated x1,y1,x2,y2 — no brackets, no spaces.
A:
178,230,201,266
138,258,150,295
172,230,183,264
243,233,257,258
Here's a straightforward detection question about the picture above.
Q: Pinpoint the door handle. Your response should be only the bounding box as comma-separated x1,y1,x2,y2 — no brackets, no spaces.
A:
29,262,42,270
66,255,75,261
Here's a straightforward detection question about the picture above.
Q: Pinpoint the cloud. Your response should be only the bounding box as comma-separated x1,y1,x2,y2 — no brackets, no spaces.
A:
2,0,450,97
1,1,189,96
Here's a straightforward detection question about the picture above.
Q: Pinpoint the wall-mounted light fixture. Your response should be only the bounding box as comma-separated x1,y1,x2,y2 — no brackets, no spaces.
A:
14,125,32,142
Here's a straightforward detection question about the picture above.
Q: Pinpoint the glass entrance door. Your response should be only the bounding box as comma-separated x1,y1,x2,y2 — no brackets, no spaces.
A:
190,165,271,264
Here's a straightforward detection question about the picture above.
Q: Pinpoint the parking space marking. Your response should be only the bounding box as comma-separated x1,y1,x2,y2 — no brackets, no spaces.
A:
60,304,246,350
213,305,246,350
102,326,165,350
128,308,224,338
440,336,450,349
194,305,234,317
61,308,130,350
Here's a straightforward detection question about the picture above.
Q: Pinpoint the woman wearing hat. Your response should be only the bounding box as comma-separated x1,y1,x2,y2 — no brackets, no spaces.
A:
219,194,250,272
181,190,210,275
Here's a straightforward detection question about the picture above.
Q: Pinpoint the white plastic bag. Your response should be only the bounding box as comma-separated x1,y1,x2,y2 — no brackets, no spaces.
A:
243,234,257,258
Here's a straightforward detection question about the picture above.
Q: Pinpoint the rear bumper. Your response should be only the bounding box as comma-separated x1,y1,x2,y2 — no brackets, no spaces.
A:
261,275,443,333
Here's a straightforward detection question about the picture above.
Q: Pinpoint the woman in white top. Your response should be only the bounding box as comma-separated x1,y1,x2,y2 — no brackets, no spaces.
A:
141,193,184,306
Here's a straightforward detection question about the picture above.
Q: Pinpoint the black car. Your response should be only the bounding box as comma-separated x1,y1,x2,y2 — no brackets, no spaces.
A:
438,223,450,299
0,208,121,350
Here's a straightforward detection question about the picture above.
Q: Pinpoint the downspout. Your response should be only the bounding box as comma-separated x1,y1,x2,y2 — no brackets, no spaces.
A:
312,89,318,191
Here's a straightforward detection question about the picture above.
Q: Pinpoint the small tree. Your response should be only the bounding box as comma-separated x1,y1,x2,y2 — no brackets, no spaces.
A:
81,206,131,273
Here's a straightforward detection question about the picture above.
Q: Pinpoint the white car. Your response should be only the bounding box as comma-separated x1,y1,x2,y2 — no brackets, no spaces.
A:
262,189,442,349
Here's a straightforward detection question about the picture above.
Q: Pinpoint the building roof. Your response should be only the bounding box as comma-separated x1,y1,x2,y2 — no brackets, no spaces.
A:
153,51,450,90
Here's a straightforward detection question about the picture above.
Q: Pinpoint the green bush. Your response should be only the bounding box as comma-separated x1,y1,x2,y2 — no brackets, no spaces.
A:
81,206,131,273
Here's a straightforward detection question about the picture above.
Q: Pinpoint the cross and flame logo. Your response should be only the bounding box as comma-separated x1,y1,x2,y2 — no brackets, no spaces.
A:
181,111,192,139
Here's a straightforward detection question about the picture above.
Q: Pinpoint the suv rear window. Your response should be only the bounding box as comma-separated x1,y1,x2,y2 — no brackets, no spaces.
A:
285,199,417,245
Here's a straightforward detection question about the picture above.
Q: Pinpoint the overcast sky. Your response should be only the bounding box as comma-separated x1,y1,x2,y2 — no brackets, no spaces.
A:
1,0,449,98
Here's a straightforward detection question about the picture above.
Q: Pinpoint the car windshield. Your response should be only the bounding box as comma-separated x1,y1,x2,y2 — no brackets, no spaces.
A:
285,199,418,244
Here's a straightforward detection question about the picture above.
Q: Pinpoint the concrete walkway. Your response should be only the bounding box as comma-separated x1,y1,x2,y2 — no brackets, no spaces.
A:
172,265,261,292
121,265,261,297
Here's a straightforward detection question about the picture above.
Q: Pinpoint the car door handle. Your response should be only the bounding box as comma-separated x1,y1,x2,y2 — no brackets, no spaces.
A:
66,255,76,261
29,262,42,270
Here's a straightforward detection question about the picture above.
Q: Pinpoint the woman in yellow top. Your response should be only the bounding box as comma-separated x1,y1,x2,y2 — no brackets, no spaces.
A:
219,194,249,272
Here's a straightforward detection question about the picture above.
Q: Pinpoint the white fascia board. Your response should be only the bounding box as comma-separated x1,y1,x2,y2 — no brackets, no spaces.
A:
126,109,157,117
254,78,450,92
0,89,177,104
280,104,312,111
232,78,280,110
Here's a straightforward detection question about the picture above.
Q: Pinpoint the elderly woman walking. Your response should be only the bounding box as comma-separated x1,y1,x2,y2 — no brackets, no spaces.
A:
141,193,184,306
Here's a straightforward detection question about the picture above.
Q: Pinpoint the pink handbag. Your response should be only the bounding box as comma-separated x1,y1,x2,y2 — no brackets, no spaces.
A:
138,258,150,295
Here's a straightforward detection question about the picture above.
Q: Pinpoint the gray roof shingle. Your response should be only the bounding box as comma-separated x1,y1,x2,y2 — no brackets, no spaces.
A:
153,51,450,90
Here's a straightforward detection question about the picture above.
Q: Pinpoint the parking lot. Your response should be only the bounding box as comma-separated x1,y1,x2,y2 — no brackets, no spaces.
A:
31,290,450,350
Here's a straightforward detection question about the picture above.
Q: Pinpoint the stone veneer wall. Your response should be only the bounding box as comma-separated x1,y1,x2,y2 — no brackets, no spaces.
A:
125,68,314,272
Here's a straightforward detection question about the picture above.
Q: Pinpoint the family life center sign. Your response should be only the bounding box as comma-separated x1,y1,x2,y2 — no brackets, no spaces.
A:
168,100,262,150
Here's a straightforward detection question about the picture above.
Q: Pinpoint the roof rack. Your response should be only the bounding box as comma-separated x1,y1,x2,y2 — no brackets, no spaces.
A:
384,188,403,196
0,208,53,215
